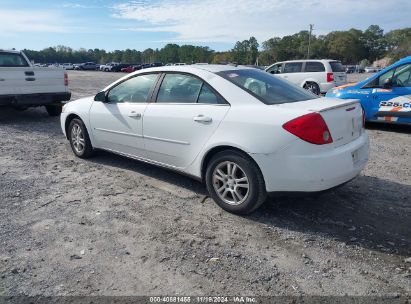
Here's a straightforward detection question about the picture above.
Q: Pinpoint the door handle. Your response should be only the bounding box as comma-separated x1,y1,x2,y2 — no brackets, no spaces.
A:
128,111,142,118
193,115,212,123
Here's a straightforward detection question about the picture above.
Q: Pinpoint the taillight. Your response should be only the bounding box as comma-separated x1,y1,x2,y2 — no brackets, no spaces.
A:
282,113,333,145
64,72,69,86
327,72,334,82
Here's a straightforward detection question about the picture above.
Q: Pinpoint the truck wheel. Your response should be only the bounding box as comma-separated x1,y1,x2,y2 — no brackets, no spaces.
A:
45,105,62,116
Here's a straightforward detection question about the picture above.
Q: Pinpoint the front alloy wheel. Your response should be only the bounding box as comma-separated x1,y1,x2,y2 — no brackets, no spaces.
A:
71,123,85,155
205,150,267,214
68,118,94,158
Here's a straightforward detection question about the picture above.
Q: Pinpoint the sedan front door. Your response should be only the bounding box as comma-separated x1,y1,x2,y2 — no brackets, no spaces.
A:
143,73,230,169
89,73,159,157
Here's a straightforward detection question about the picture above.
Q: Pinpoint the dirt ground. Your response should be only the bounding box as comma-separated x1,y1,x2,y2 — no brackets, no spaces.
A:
0,70,410,298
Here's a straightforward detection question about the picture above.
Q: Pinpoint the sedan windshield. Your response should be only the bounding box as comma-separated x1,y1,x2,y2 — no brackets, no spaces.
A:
216,69,317,105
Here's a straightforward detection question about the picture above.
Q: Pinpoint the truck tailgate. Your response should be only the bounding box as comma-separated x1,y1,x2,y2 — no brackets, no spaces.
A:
0,67,67,95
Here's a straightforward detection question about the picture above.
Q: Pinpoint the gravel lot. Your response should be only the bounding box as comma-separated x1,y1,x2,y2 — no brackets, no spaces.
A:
0,71,410,298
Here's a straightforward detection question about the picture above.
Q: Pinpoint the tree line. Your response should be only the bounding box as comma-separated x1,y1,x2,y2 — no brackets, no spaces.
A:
23,45,214,66
23,25,410,66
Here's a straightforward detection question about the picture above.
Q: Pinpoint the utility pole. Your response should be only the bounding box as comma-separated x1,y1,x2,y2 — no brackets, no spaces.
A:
307,24,314,59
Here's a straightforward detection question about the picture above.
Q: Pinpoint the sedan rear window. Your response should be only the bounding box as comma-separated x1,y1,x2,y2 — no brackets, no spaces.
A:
0,52,29,67
329,61,345,72
217,69,318,105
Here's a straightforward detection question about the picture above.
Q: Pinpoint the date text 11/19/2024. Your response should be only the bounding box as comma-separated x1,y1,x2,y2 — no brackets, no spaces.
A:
149,296,257,303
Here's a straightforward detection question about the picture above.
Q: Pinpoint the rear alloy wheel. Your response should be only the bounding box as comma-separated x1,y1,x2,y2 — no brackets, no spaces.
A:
68,118,94,158
45,104,63,116
304,82,320,95
205,150,267,214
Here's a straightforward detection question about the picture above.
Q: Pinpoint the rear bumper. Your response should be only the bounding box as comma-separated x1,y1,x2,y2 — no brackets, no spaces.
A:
251,132,369,193
0,92,71,106
319,82,336,94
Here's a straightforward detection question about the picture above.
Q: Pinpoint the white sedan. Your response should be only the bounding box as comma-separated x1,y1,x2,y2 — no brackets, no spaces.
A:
61,65,369,214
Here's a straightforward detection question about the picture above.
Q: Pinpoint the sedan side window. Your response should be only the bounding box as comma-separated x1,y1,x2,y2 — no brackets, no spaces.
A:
392,64,411,87
363,68,395,88
364,65,411,88
378,69,395,87
198,84,223,104
107,74,158,103
157,74,202,103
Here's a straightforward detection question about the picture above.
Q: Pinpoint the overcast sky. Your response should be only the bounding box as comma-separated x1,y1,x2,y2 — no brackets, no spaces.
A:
1,0,410,51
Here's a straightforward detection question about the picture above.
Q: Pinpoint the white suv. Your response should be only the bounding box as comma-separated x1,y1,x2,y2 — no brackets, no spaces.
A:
265,59,347,95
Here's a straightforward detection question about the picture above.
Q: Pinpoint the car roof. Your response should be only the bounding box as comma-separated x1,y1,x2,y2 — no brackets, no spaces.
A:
143,64,252,74
397,56,411,64
0,49,21,54
274,59,340,63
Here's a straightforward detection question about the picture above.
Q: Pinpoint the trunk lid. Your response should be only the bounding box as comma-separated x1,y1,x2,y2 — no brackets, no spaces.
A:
277,97,364,147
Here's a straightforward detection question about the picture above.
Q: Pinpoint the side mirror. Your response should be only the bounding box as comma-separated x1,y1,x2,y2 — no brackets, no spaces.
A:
383,78,392,89
94,91,106,102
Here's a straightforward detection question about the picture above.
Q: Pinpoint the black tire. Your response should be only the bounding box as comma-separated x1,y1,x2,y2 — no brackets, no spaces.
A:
205,150,267,214
68,118,94,158
304,82,320,95
45,104,63,116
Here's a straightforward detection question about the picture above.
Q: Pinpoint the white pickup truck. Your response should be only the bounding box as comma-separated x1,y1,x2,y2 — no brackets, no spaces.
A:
0,49,71,116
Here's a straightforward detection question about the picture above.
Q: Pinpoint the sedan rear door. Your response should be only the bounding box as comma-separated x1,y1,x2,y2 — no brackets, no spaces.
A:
143,73,230,168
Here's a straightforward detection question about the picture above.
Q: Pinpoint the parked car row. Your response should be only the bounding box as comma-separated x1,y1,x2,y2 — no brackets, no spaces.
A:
120,62,164,73
345,65,365,74
100,62,119,72
364,66,383,73
74,62,99,70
